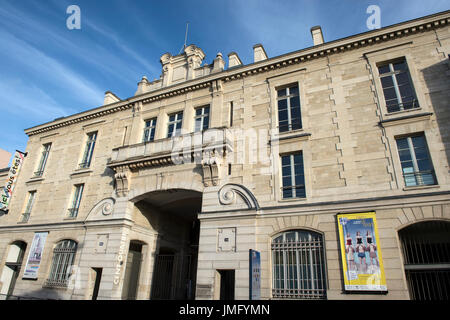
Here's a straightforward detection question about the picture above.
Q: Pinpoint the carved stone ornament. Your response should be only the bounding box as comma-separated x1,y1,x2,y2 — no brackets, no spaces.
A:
201,151,221,187
114,166,130,197
218,183,260,210
85,197,116,221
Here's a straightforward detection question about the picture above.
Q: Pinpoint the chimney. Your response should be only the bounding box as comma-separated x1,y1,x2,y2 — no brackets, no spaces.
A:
104,91,120,105
212,52,225,73
228,52,243,68
310,26,324,46
253,44,268,62
135,76,150,95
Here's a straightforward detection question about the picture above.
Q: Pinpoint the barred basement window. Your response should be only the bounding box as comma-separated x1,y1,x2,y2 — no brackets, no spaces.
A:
46,240,77,288
272,230,327,299
194,106,210,132
378,58,419,113
79,131,97,169
167,112,183,138
277,85,302,133
396,134,436,187
143,118,157,142
34,143,51,177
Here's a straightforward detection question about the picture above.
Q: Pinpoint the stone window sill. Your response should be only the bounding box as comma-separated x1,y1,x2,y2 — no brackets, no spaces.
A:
403,184,439,191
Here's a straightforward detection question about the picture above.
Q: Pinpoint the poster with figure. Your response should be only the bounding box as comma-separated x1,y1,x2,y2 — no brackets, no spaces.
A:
337,212,387,292
23,232,48,279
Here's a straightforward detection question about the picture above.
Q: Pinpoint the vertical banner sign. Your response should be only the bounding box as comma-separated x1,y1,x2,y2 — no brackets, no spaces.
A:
23,232,48,279
0,150,26,212
337,212,387,292
249,249,261,300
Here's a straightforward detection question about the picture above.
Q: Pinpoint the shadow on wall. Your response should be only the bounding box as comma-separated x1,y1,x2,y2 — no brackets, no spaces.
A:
422,57,450,168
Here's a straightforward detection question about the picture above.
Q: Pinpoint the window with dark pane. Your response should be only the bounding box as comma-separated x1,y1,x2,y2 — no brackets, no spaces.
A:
277,85,302,132
167,111,183,138
143,118,157,142
194,105,210,132
395,134,436,187
281,152,305,199
80,131,97,169
377,58,419,113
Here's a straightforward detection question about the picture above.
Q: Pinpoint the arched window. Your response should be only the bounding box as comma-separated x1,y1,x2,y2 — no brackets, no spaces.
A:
272,230,327,299
46,240,77,287
399,220,450,300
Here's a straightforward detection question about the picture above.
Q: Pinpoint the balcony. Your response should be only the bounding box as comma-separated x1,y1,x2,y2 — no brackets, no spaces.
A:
108,127,233,170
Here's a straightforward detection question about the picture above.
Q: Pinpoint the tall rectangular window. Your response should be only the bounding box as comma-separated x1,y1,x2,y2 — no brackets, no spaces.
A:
396,134,436,187
281,152,305,199
21,191,36,222
277,85,302,133
34,143,51,177
167,112,183,138
68,184,84,218
194,106,210,132
378,58,419,113
80,132,97,169
143,118,157,142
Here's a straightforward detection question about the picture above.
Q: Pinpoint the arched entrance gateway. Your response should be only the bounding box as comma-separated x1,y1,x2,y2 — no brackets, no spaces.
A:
132,189,202,300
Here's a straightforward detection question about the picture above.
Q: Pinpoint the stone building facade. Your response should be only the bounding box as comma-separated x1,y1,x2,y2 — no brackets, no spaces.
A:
0,11,449,300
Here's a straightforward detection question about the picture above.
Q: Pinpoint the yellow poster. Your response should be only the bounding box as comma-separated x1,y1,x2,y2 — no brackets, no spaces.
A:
337,212,387,291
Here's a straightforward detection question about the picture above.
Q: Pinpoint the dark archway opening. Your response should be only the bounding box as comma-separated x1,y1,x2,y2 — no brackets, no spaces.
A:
134,189,201,300
399,220,450,300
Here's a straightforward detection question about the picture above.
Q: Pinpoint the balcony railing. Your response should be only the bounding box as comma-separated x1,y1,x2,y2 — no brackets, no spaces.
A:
403,170,437,187
67,208,79,218
108,127,233,168
20,212,30,223
387,98,419,113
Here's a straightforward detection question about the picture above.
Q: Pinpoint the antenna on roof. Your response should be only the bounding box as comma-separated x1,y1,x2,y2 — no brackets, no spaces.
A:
179,22,189,54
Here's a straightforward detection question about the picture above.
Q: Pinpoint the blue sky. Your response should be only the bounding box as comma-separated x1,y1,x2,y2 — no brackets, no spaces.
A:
0,0,449,163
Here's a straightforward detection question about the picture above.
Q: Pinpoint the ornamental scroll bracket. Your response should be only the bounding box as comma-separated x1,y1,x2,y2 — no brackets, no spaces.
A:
85,197,116,221
218,183,260,211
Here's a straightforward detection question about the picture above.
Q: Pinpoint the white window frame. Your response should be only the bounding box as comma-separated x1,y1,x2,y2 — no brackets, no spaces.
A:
277,85,302,133
395,134,437,187
281,152,306,199
68,184,84,218
377,58,419,113
167,111,183,138
143,118,157,142
80,131,97,169
35,143,51,177
194,105,210,132
21,191,36,222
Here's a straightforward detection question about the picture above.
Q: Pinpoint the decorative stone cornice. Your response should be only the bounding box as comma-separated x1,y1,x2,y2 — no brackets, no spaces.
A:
24,11,450,137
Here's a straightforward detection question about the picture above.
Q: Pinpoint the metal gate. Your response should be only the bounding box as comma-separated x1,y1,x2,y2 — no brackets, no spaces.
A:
399,221,450,300
151,254,194,300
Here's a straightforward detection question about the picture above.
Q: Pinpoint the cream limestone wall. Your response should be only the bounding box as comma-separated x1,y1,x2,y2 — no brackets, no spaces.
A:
0,11,448,300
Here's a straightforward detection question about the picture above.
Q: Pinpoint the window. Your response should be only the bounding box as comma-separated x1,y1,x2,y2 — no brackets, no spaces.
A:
167,112,183,138
272,230,327,299
34,143,51,177
378,58,419,113
46,240,77,288
20,191,36,222
277,85,302,132
396,134,436,187
281,152,305,199
194,106,210,132
79,132,97,168
143,118,157,142
68,184,84,218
